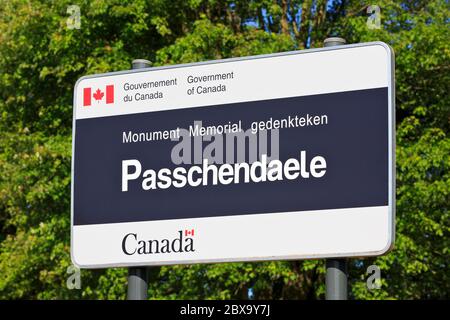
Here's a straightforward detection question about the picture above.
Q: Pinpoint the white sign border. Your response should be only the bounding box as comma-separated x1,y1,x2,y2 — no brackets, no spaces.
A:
71,41,395,269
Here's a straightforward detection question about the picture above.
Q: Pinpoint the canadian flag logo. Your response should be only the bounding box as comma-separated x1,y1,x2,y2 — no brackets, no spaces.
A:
83,85,114,106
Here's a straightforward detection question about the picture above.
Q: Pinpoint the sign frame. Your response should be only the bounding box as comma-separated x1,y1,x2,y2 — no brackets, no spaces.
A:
71,41,395,269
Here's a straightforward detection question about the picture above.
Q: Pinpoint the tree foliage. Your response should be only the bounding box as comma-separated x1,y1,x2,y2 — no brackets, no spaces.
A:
0,0,448,299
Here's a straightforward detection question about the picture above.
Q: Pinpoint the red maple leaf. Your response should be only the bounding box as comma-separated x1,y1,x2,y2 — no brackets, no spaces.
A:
93,88,104,102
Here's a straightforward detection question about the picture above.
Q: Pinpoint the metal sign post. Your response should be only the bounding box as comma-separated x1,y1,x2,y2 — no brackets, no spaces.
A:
127,59,152,300
323,37,348,300
326,258,348,300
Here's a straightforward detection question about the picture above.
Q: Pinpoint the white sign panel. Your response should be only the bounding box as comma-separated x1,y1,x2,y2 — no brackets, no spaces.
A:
71,42,395,268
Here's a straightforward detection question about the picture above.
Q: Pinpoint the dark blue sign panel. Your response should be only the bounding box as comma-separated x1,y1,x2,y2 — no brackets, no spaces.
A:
74,88,388,225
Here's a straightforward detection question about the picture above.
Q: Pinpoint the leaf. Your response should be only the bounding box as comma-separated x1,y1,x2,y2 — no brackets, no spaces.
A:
93,89,104,102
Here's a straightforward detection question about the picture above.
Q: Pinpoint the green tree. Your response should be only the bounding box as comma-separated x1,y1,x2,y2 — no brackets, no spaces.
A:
0,0,448,299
